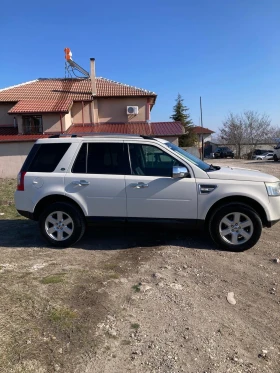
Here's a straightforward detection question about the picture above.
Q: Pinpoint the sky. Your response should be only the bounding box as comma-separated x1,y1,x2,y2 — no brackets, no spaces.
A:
0,0,279,133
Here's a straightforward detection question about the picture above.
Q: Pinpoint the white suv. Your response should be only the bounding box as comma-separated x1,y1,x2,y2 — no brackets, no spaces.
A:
14,134,280,251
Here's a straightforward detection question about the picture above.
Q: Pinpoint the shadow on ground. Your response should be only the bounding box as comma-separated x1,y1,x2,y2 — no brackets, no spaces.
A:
0,219,217,251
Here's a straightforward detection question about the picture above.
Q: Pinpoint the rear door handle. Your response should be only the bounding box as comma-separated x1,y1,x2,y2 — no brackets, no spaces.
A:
72,180,90,186
131,182,149,189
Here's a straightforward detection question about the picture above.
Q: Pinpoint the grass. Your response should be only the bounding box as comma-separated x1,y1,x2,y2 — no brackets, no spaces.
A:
130,323,140,330
49,307,77,328
108,273,120,280
40,273,66,284
0,179,22,220
103,263,120,271
121,340,131,346
132,284,141,292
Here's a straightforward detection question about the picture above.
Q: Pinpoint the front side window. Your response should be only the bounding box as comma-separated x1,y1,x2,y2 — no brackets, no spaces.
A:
72,142,130,175
129,144,184,177
22,116,43,134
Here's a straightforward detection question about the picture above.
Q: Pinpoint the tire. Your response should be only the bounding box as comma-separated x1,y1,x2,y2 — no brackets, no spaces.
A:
208,203,262,252
39,202,86,247
273,155,278,162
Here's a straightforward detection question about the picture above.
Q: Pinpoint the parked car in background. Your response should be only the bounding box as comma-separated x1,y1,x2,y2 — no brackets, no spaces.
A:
214,147,234,159
253,149,272,156
253,152,274,161
273,143,280,162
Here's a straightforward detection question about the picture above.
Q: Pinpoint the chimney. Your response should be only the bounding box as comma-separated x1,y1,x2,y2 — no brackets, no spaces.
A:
90,58,97,96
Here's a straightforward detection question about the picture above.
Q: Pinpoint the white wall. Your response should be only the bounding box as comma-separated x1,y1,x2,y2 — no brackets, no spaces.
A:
182,147,200,158
157,136,179,145
0,142,34,178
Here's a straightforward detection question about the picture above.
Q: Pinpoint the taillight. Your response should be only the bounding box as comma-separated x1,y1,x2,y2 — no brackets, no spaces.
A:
17,171,26,191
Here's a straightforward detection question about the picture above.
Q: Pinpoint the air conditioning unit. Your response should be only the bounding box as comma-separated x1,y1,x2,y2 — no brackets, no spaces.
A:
127,106,139,115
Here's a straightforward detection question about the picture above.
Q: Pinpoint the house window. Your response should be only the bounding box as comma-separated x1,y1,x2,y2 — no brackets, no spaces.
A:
22,116,43,134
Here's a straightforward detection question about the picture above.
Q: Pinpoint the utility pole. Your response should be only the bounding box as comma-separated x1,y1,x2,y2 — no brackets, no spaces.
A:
200,96,204,160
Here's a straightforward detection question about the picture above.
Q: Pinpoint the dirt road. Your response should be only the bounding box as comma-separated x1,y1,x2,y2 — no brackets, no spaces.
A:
0,159,279,373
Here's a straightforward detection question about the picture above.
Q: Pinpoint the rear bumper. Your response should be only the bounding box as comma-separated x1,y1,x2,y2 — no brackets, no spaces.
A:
17,210,35,220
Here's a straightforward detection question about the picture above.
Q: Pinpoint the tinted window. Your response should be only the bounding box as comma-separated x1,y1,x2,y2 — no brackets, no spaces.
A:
21,144,40,172
129,144,183,177
27,143,71,172
72,143,130,175
72,143,87,173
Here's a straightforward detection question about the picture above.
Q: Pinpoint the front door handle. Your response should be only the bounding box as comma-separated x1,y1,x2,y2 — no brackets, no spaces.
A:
72,180,90,186
131,182,149,189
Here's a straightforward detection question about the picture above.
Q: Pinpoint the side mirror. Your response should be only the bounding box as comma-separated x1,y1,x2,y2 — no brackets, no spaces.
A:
172,166,189,178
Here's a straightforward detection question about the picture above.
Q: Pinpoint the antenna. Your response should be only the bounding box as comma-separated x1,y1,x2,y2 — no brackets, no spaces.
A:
64,48,90,78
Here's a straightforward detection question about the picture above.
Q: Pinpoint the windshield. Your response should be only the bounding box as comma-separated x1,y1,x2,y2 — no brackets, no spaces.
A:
163,142,211,171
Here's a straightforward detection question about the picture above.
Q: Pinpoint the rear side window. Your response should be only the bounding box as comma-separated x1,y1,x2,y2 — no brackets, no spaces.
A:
72,142,130,175
24,143,71,172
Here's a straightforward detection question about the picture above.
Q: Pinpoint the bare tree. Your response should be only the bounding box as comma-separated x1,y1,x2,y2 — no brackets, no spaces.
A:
219,113,246,158
243,111,272,149
219,111,272,158
269,126,280,142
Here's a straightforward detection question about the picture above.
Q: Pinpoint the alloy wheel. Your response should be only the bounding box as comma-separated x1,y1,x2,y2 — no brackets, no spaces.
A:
45,211,74,241
219,212,253,245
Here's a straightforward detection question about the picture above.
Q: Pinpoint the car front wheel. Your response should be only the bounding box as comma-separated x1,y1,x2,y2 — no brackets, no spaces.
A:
273,154,278,162
39,202,86,247
208,203,262,251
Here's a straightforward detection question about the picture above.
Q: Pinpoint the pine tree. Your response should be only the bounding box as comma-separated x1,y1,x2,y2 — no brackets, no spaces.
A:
170,94,196,147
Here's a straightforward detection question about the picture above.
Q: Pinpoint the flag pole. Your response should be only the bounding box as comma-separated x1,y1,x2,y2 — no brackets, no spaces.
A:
200,96,204,160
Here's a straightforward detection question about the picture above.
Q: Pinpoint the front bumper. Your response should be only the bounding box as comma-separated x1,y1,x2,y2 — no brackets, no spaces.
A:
265,196,280,227
265,219,280,228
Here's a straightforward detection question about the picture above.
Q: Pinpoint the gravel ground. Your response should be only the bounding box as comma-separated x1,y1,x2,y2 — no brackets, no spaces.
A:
0,159,280,373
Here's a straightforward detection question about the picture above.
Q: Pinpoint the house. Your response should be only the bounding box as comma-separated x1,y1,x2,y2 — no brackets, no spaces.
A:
0,59,184,177
192,126,214,145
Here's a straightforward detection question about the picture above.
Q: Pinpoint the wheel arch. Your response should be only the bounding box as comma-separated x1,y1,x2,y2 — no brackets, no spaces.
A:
33,194,86,220
205,196,268,227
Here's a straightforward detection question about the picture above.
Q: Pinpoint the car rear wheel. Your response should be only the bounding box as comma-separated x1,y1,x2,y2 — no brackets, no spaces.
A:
39,202,86,247
273,154,278,162
208,203,262,251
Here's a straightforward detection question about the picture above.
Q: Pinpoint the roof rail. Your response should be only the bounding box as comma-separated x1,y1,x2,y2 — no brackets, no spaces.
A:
48,133,157,140
48,134,79,138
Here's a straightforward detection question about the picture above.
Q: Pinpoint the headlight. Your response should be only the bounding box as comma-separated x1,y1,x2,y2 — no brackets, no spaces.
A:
265,182,280,196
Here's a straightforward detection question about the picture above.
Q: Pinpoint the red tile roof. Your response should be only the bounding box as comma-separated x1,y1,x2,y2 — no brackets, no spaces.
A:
0,78,156,102
8,99,72,114
0,134,49,142
192,126,214,135
0,122,183,142
66,122,183,137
